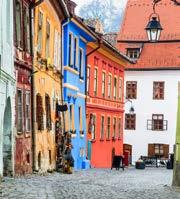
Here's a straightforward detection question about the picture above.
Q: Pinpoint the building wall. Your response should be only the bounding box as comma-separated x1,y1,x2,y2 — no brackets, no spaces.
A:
0,0,15,177
124,70,179,164
14,0,34,175
33,1,62,172
63,20,95,170
86,45,124,168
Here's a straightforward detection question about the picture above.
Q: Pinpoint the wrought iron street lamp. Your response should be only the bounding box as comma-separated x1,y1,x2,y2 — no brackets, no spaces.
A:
145,1,163,42
145,0,179,42
145,15,163,42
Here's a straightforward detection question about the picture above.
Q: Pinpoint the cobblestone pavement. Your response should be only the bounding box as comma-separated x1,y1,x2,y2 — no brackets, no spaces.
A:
0,168,180,199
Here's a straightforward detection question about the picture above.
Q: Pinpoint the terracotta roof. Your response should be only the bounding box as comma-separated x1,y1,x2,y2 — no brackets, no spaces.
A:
118,42,180,69
117,0,180,69
118,0,180,41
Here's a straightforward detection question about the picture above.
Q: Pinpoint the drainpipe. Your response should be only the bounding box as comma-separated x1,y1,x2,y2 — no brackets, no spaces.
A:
61,18,71,134
29,0,44,172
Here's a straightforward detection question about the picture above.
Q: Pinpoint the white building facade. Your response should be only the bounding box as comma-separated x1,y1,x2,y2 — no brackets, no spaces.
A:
117,0,180,165
124,70,179,164
0,0,15,177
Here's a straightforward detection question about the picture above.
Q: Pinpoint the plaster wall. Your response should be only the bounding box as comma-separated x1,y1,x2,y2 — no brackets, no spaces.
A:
124,70,179,164
33,1,63,172
0,0,15,177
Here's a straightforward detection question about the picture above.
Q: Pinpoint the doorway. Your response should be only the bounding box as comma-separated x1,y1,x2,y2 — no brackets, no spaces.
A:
3,97,13,176
123,144,132,166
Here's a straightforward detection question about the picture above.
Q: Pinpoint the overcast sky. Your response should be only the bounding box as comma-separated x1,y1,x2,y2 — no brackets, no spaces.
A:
74,0,128,13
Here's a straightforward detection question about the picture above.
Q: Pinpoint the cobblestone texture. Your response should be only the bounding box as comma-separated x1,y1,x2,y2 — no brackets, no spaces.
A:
0,168,180,199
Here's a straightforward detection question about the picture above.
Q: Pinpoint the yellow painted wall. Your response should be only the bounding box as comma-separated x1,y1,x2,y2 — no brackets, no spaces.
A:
33,0,62,172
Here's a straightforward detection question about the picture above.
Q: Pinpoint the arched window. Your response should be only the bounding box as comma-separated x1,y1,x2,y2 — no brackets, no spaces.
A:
45,94,52,131
36,94,44,130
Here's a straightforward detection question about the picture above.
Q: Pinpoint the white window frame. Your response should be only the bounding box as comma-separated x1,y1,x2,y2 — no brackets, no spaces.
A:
17,89,23,133
79,48,84,78
25,91,31,132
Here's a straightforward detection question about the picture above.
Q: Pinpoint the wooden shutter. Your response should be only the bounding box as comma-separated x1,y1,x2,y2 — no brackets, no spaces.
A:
148,144,155,157
72,105,75,130
163,144,169,158
65,110,69,132
88,114,93,133
36,94,44,130
79,107,83,131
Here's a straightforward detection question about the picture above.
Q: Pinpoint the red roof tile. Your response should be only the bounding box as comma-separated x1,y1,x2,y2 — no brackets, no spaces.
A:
117,0,180,69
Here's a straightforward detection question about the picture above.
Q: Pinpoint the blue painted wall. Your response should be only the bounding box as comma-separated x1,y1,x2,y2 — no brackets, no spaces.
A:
62,19,95,169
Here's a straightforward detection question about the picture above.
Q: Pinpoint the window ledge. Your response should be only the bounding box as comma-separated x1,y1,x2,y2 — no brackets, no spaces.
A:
118,137,122,140
100,139,104,142
80,79,84,83
64,66,79,75
106,139,111,141
91,139,96,143
71,134,77,138
112,137,116,141
80,134,84,138
25,132,31,138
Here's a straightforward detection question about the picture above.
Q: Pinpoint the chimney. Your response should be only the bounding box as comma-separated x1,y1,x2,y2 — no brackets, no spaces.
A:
64,0,77,15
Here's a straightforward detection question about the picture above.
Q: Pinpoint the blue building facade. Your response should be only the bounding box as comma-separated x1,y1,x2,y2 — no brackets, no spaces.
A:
62,18,95,170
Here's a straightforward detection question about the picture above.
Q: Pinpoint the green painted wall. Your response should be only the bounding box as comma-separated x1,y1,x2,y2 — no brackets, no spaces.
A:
175,96,180,161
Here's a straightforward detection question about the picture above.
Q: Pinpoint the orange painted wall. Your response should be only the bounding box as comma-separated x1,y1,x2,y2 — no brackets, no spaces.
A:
33,1,62,172
86,44,125,168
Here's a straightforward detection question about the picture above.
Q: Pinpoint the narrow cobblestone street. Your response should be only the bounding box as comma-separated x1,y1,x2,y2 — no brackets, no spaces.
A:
0,168,180,199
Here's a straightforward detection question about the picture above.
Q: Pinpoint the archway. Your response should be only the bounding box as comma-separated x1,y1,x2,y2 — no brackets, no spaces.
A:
3,97,13,176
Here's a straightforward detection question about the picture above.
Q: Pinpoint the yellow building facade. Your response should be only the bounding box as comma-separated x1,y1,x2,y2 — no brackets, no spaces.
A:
33,0,67,172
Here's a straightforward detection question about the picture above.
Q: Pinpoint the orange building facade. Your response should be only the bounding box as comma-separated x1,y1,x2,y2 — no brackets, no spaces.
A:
86,41,131,168
33,0,67,172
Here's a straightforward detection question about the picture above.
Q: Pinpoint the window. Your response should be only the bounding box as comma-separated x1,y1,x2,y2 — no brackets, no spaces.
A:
153,82,164,100
100,116,105,139
24,7,30,52
127,48,140,59
37,11,43,52
94,57,99,66
92,115,96,140
17,89,23,132
45,20,50,58
155,144,164,156
79,49,84,79
79,107,83,134
57,33,61,69
118,118,122,138
36,94,44,130
74,37,79,68
49,150,52,164
148,144,169,158
108,75,112,98
54,30,58,67
87,67,90,95
45,94,52,131
114,77,117,99
147,114,167,131
94,69,98,96
70,104,75,132
125,114,136,130
15,0,22,47
152,114,164,131
126,81,137,99
107,117,111,139
119,78,123,101
102,72,106,97
113,118,116,138
69,33,74,66
25,91,31,132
